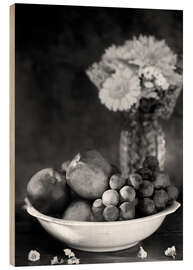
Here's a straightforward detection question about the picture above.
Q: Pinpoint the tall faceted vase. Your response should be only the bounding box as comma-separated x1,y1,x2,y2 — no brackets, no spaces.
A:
119,113,166,178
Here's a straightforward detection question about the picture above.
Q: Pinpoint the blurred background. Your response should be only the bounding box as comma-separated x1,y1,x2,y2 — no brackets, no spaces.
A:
15,4,183,207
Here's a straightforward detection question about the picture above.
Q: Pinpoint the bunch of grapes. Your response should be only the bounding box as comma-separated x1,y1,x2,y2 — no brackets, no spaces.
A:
91,156,179,222
135,156,179,217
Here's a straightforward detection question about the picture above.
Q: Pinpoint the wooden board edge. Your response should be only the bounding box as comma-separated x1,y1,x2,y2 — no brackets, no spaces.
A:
10,3,15,266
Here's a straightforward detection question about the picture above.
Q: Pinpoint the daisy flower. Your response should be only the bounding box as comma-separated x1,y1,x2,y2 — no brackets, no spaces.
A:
103,44,132,61
139,66,159,80
67,257,80,265
164,246,176,259
68,252,75,258
139,66,169,92
102,44,139,74
50,256,64,265
99,68,141,112
125,35,181,87
127,35,176,69
155,73,169,90
137,246,148,259
86,62,113,90
50,256,59,265
27,250,40,262
63,248,73,257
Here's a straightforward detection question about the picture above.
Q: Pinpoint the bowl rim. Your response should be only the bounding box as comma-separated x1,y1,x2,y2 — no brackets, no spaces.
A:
25,198,181,226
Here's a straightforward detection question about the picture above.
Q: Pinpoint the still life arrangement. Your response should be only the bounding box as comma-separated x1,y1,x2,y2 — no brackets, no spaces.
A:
25,149,180,258
25,35,182,262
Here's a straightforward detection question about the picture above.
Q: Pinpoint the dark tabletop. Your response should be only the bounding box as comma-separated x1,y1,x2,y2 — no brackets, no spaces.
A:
15,205,182,266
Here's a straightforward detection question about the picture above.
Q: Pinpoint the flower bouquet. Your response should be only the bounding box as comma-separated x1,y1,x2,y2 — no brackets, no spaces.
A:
86,35,182,177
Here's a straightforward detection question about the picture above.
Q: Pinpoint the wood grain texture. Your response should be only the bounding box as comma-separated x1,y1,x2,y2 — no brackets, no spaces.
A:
10,4,15,266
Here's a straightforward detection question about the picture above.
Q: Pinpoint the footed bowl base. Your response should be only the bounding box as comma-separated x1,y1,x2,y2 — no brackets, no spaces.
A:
68,241,140,252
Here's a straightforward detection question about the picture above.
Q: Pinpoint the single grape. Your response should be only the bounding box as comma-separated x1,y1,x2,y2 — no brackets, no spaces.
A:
119,202,135,220
166,185,179,203
153,172,171,189
103,205,119,221
128,173,143,190
109,174,126,190
119,186,136,203
153,189,169,210
92,199,105,221
102,189,119,206
92,198,104,209
136,167,155,181
92,208,104,221
138,198,156,216
138,180,154,198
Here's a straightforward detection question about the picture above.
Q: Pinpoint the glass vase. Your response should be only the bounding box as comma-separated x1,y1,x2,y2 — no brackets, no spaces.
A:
119,112,166,178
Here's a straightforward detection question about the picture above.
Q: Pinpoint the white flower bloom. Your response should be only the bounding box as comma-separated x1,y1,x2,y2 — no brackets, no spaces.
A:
99,68,141,112
144,81,154,89
69,252,75,258
75,258,80,264
140,65,169,91
63,248,72,256
127,35,177,70
164,246,176,259
86,62,112,90
139,66,157,80
67,257,80,265
50,256,64,265
103,44,131,61
50,256,59,265
28,250,40,262
86,35,182,92
155,74,169,90
67,258,73,265
137,246,148,259
104,59,127,72
127,36,182,87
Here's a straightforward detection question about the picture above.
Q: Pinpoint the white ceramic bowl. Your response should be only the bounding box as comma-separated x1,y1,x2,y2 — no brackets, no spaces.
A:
26,200,180,252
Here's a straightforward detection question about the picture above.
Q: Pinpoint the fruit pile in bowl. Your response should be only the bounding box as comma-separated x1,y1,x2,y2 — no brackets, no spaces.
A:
25,150,180,252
